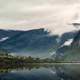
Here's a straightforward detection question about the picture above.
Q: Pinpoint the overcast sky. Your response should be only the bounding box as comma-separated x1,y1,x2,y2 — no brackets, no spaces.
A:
0,0,80,35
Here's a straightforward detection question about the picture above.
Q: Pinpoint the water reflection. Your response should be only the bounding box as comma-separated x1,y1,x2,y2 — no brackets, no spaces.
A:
54,64,80,80
0,64,80,80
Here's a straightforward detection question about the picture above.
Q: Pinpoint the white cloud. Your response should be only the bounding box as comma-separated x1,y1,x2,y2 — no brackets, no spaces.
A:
0,0,79,35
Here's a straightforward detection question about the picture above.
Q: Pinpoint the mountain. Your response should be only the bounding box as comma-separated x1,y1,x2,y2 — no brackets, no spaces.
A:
55,30,80,62
0,28,79,59
51,31,77,59
71,30,80,47
0,28,59,58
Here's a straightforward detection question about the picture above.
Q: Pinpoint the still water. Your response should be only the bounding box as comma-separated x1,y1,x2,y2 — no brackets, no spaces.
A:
0,64,80,80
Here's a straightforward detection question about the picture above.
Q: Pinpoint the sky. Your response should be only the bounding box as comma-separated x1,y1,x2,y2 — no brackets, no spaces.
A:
0,0,80,35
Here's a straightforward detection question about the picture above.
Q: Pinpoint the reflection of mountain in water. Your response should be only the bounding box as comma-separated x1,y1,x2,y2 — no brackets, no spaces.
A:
54,64,80,80
0,64,80,80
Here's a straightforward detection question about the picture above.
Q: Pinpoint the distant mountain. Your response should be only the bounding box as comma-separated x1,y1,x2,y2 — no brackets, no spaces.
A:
71,30,80,47
0,29,59,58
0,28,79,59
59,31,76,46
0,48,9,55
55,30,80,62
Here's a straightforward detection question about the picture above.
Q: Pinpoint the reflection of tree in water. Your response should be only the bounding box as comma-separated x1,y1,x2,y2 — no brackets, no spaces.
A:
50,64,80,80
0,64,80,80
0,64,55,80
0,63,54,73
0,68,11,80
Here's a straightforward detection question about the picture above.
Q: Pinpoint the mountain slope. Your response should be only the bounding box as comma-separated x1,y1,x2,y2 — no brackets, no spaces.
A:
0,29,59,58
55,30,80,62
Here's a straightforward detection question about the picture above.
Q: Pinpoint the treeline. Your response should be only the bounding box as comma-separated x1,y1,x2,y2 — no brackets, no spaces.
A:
0,53,55,66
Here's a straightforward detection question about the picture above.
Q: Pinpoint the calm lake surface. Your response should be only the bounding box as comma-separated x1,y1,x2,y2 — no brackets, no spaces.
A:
0,64,80,80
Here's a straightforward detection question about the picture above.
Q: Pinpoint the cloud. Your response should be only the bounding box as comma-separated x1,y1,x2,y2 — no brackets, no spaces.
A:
0,0,80,35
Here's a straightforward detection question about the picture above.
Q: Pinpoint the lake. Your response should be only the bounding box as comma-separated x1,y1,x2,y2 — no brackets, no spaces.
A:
0,64,80,80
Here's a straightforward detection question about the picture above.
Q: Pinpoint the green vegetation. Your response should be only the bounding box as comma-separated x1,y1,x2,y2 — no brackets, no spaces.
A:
55,46,80,63
0,55,55,64
0,49,55,67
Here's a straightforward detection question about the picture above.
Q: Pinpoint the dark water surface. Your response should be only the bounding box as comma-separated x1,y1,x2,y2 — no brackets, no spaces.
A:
0,64,80,80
